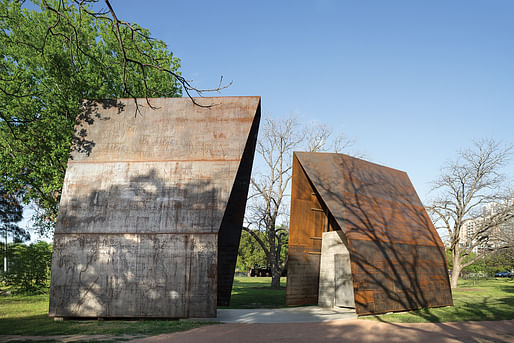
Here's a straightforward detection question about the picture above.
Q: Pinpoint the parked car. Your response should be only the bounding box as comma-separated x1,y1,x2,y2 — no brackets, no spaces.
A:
495,271,513,277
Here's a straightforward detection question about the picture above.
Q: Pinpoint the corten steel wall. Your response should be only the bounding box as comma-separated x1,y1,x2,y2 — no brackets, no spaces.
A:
286,152,453,315
49,96,260,318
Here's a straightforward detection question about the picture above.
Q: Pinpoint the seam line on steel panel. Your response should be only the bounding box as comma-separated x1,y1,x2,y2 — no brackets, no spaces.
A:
67,159,241,164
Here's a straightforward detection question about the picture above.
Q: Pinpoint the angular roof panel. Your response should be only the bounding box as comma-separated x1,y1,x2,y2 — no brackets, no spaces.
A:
295,152,443,247
289,152,452,314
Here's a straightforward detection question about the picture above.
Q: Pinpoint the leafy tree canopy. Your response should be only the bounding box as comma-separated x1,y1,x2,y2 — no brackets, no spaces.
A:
0,0,182,233
237,229,268,272
237,227,288,274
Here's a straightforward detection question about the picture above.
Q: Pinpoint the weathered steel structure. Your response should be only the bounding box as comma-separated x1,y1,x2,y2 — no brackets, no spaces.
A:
49,96,260,318
286,152,452,315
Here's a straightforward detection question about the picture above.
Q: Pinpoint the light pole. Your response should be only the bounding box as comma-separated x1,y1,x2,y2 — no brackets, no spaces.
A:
3,226,6,274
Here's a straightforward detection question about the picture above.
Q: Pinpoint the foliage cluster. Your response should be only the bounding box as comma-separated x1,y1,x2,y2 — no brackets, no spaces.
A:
237,228,288,273
0,0,182,233
237,229,268,273
447,248,514,278
3,241,52,294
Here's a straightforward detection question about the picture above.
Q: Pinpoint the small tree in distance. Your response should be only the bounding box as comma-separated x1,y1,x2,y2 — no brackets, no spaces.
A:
0,184,27,274
7,242,53,294
428,139,514,288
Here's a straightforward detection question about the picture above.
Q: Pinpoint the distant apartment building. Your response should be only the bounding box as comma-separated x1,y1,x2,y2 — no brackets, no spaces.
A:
460,200,514,254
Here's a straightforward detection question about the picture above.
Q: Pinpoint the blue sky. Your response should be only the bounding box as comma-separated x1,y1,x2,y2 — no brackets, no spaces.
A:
111,0,513,202
21,0,514,241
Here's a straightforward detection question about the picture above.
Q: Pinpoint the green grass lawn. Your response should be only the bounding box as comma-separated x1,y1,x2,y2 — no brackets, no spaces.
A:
0,277,286,336
361,278,514,323
222,277,287,308
0,292,213,336
1,277,513,336
228,277,514,323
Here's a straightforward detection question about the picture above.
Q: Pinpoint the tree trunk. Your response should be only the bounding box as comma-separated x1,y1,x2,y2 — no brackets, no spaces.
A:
451,254,462,288
271,268,282,289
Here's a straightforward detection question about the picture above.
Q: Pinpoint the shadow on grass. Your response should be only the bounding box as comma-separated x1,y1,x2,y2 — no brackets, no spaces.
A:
359,278,514,323
366,294,514,323
499,284,514,294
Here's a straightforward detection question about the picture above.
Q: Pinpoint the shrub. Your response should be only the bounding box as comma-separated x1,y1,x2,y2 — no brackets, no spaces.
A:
6,242,52,294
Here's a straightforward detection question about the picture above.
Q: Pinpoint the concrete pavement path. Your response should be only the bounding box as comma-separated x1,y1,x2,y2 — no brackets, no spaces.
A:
216,306,357,323
128,319,514,343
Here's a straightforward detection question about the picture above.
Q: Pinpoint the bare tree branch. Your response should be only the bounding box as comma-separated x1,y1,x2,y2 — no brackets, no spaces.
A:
33,0,232,112
428,138,513,287
246,115,357,288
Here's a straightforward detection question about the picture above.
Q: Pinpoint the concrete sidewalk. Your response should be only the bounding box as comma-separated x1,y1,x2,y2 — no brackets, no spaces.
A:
128,319,514,343
216,306,357,323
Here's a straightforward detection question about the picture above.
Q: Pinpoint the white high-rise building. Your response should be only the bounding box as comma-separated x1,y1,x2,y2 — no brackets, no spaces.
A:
460,201,513,254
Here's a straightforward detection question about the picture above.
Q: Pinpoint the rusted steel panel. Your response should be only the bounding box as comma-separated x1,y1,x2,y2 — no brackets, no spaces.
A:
286,155,325,305
49,97,260,318
286,152,453,315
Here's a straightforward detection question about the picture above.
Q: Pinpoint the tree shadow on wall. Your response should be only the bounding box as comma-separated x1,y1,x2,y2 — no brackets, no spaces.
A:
53,98,257,318
70,99,125,157
309,156,452,322
50,168,223,318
